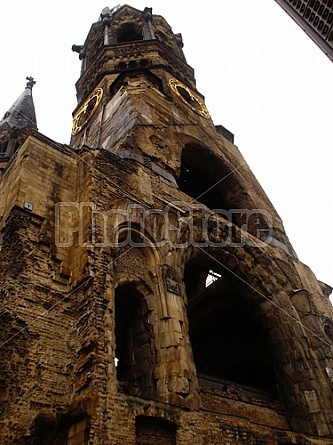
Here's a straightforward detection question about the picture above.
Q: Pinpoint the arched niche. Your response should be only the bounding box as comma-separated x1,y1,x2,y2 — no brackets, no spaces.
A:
115,223,160,267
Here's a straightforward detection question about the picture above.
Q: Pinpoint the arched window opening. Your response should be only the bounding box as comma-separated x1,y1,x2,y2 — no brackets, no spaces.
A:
178,144,270,238
190,303,277,395
135,416,176,445
115,284,155,398
118,24,143,43
116,61,127,71
178,161,222,210
184,261,278,397
128,60,138,69
177,144,230,212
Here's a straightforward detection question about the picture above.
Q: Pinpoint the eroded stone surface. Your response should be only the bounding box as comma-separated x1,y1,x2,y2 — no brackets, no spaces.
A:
1,4,333,445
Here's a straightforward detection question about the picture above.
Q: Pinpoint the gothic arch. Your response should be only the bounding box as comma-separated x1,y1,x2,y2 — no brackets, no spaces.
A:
112,223,167,399
115,223,160,263
181,243,333,433
176,141,274,241
114,222,167,314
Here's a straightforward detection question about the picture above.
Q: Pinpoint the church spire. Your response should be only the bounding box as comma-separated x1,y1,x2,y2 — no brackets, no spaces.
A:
0,76,37,132
0,77,37,166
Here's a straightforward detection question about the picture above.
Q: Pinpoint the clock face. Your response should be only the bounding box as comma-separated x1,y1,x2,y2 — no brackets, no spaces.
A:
168,78,210,118
72,88,103,135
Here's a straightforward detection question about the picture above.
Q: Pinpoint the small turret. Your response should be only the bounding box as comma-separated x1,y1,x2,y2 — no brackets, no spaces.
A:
0,76,37,166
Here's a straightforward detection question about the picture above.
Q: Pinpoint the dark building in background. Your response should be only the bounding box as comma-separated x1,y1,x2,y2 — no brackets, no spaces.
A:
274,0,333,61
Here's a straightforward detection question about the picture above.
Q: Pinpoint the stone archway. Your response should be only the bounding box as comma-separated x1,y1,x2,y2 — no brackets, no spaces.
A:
181,239,333,436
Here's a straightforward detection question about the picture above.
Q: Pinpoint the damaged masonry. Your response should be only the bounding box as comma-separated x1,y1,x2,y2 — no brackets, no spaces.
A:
1,5,333,445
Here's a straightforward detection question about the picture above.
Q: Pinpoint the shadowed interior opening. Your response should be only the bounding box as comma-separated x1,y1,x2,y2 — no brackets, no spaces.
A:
118,24,143,43
115,284,155,398
184,261,278,395
177,144,231,212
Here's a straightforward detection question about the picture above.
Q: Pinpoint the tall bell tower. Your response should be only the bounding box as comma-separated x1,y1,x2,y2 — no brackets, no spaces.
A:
1,5,333,445
70,4,206,182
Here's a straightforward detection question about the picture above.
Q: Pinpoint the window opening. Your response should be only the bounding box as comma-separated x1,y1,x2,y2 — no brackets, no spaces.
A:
177,144,229,212
117,61,127,71
118,24,143,43
205,269,222,287
178,161,224,210
190,304,277,394
128,60,138,69
115,284,155,398
185,261,278,397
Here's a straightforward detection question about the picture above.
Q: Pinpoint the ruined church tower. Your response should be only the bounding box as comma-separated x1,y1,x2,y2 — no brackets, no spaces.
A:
1,5,333,445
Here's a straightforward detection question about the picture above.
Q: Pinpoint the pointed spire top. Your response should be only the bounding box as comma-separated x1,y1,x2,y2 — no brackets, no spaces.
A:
0,76,37,132
25,76,36,90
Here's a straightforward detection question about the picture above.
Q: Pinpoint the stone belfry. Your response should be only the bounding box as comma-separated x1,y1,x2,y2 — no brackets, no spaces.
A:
1,5,333,445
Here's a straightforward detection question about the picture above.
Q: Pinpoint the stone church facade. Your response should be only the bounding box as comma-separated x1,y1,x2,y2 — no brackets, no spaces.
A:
0,5,333,445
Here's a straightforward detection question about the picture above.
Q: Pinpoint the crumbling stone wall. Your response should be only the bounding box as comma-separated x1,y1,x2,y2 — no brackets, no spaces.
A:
1,5,333,442
1,123,333,445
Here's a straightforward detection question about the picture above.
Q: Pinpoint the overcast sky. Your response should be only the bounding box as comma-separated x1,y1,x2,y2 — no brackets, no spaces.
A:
0,1,332,289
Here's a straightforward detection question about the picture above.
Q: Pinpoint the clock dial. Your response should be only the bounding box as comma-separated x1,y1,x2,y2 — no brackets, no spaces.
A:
72,87,103,135
168,78,209,118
